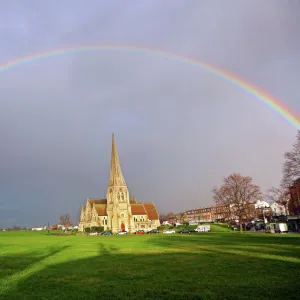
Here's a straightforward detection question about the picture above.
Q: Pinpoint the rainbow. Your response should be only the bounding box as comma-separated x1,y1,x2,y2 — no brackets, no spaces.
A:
0,44,299,130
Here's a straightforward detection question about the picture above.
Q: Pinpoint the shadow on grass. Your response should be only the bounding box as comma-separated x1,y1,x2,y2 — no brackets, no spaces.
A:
0,244,70,298
0,245,69,279
1,234,300,300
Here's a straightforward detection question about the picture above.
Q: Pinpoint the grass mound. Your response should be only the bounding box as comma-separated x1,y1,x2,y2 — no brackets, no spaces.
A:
209,223,232,232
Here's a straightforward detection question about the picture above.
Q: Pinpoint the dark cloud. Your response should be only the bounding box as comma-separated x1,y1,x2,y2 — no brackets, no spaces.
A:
0,1,299,227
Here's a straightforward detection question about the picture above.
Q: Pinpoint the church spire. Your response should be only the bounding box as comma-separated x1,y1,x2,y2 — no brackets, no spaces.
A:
108,133,127,187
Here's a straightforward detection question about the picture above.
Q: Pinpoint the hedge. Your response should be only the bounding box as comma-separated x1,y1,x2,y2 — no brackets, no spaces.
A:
91,226,104,233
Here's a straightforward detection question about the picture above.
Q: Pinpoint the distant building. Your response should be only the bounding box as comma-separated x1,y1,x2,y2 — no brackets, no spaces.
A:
162,221,171,225
254,200,271,220
179,205,231,223
177,199,278,223
270,202,286,216
78,134,160,233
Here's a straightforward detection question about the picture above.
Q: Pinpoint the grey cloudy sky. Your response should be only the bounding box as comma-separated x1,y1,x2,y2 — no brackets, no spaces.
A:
0,1,299,227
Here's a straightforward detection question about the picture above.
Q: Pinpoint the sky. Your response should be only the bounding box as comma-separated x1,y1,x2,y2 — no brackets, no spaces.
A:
0,1,299,228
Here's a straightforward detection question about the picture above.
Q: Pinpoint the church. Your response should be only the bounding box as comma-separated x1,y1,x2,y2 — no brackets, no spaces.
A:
78,134,160,233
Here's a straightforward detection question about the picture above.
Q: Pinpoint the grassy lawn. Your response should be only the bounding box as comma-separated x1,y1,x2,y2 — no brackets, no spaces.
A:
0,231,299,300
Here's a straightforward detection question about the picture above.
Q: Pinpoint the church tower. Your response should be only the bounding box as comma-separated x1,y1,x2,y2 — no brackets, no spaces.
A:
106,133,134,233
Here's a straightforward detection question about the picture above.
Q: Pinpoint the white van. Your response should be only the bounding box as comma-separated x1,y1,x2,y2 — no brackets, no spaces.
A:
195,225,210,232
265,223,288,234
275,223,288,233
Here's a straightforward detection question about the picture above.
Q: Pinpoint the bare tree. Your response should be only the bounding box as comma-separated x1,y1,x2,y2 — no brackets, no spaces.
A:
212,173,262,232
59,214,72,232
159,214,166,223
159,212,177,224
265,186,289,216
281,131,300,188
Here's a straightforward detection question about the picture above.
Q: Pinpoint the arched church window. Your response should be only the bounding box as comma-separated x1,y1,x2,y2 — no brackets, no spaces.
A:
121,213,124,218
117,193,120,200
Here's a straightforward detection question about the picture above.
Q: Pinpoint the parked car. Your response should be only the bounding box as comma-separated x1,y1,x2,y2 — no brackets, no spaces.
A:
163,229,175,234
179,229,191,234
135,230,145,235
195,225,210,232
116,231,128,235
89,232,99,236
101,231,112,235
147,229,159,234
246,223,253,230
255,223,265,231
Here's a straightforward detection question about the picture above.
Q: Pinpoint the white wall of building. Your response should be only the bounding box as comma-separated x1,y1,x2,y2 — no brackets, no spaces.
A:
270,202,286,216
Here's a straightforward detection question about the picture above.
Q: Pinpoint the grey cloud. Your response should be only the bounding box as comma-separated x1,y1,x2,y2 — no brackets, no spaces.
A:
0,1,299,227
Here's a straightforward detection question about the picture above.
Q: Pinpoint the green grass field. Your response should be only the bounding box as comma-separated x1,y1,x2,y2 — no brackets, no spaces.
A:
0,231,300,300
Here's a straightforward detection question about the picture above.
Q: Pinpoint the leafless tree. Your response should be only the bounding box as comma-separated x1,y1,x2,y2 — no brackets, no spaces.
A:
265,186,289,216
159,212,176,224
281,131,300,188
59,214,72,232
212,173,262,232
166,212,175,219
159,214,167,223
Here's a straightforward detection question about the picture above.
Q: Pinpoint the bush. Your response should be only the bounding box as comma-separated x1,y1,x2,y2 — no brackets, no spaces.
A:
84,227,91,233
91,226,104,233
157,226,166,231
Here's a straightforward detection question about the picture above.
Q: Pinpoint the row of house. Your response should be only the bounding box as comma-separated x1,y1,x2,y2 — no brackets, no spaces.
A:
168,200,286,225
168,178,300,225
31,225,78,231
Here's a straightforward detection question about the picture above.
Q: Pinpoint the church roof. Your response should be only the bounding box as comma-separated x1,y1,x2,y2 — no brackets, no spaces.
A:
94,204,107,216
131,203,159,220
88,198,107,205
131,204,147,215
143,203,159,220
108,133,127,187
